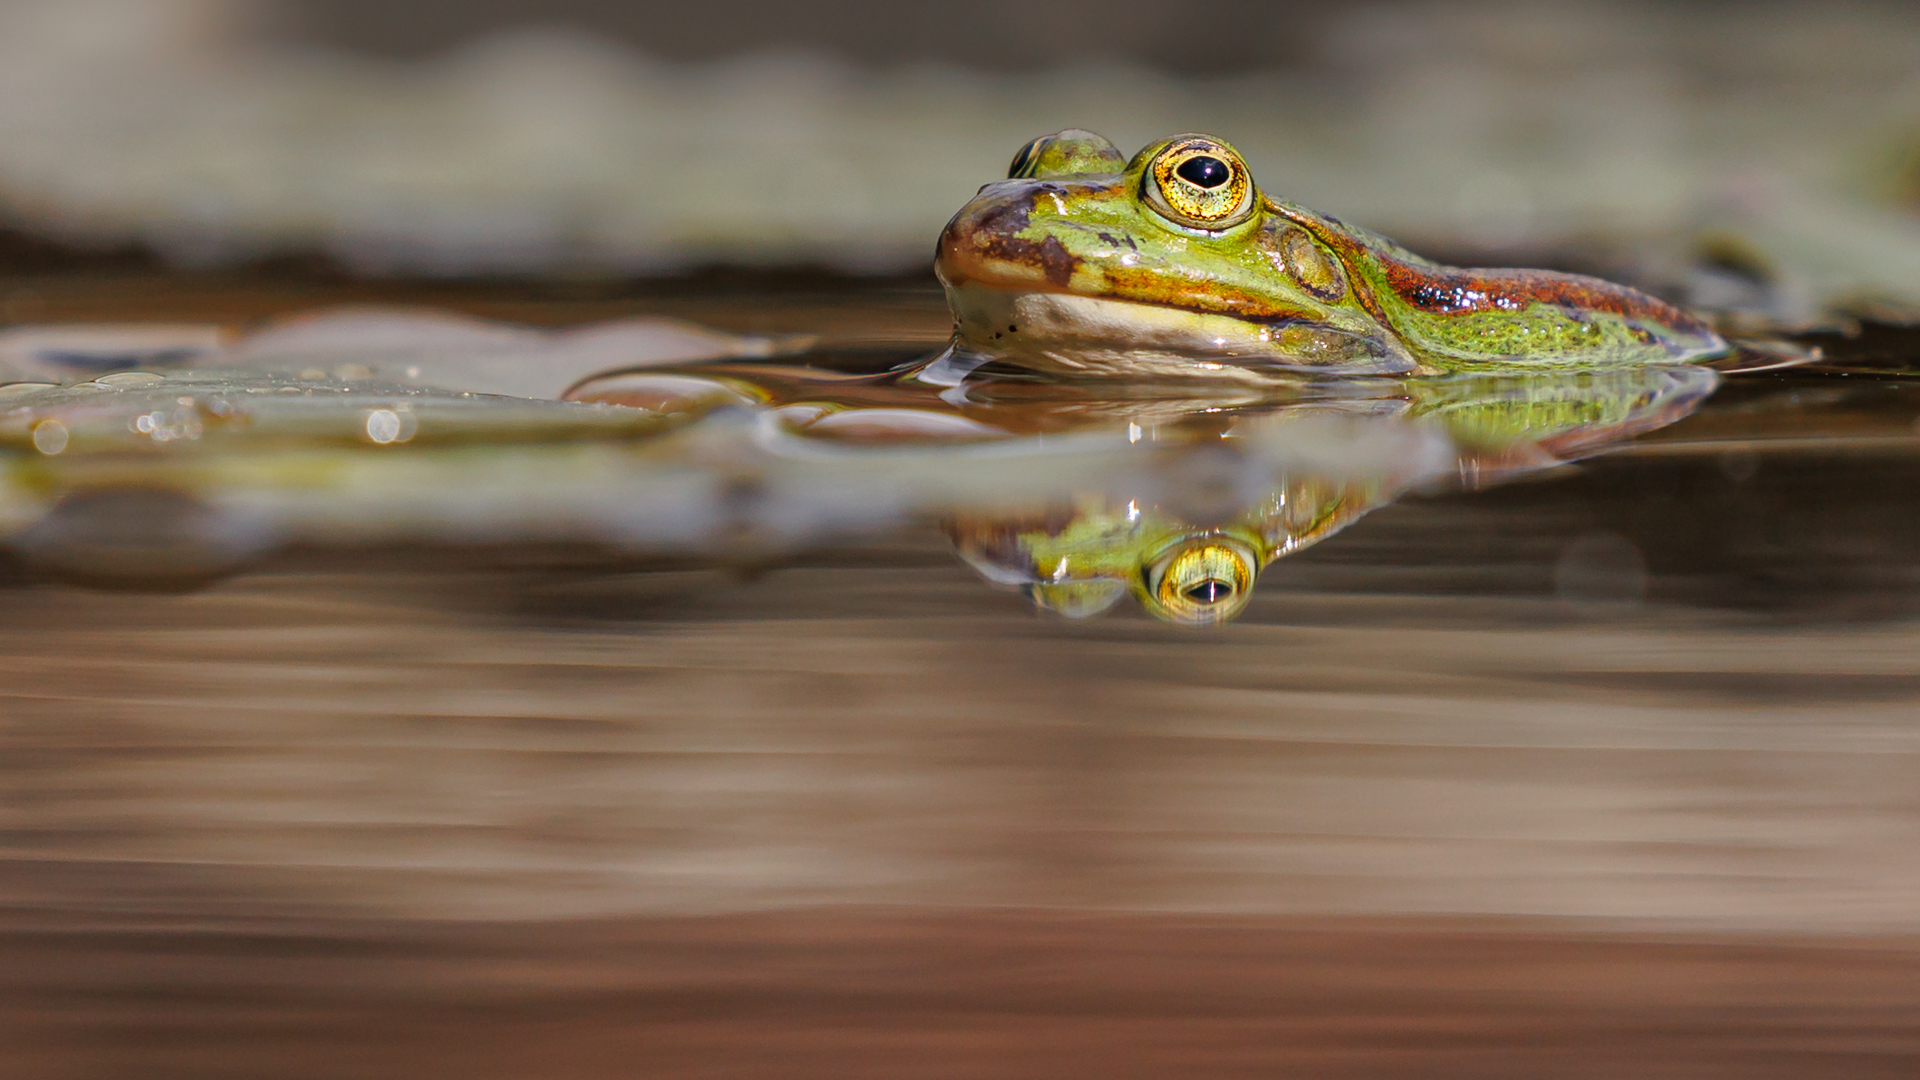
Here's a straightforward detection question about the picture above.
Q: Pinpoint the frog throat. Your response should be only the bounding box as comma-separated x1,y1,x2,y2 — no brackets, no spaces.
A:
943,282,1420,380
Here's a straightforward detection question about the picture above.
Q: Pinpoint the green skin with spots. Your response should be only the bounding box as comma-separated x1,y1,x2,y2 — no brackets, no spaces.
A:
936,131,1728,377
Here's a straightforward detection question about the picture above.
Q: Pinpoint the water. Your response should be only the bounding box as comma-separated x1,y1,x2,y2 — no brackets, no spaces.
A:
3,278,1920,1077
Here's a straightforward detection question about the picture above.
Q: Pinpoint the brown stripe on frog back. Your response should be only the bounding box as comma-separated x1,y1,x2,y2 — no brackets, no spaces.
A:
1266,201,1713,334
1378,260,1712,333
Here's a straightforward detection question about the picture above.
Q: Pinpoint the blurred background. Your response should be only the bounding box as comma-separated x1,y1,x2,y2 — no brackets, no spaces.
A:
0,0,1914,320
4,3,1920,1078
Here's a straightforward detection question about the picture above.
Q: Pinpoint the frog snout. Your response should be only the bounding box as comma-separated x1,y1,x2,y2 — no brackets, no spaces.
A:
937,184,1085,292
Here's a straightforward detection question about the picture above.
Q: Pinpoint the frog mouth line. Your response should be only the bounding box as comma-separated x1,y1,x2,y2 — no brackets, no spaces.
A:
937,225,1329,332
942,283,1421,377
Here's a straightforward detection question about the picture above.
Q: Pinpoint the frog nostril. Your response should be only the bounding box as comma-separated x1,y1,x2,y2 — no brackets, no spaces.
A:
1176,156,1231,189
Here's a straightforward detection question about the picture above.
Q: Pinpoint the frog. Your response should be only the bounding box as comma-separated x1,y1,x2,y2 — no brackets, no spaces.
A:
934,129,1730,380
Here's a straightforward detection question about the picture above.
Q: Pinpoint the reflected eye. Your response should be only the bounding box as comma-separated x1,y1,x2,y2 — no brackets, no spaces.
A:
1143,538,1257,626
1184,578,1231,604
1143,136,1256,230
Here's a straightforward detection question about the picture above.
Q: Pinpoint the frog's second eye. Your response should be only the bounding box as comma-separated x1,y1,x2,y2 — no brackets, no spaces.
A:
1144,136,1256,231
1009,129,1126,179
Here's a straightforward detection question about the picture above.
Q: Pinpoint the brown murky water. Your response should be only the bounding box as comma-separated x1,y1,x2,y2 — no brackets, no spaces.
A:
3,275,1920,1077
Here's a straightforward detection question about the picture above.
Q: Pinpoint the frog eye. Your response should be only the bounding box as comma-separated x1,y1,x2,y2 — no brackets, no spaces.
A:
1141,537,1257,626
1143,136,1257,231
1009,129,1126,179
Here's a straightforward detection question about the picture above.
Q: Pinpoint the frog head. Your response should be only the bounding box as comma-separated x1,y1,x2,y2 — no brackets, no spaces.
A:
935,130,1727,379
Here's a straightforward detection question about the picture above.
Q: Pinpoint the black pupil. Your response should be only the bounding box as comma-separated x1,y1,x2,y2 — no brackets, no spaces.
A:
1176,156,1230,189
1184,579,1231,604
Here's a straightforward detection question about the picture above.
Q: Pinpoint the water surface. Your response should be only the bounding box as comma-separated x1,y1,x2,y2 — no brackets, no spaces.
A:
3,280,1919,1077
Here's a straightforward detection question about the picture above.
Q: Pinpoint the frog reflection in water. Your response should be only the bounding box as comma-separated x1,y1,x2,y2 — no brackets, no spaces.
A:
944,367,1714,624
574,360,1715,625
571,130,1729,625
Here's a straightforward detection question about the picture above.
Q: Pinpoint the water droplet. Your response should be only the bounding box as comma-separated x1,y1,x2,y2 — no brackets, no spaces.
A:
91,371,165,387
365,409,403,444
31,419,68,455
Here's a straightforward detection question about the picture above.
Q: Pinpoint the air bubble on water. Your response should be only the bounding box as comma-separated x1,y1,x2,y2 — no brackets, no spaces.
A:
31,419,68,455
92,371,165,388
365,409,401,444
132,407,203,442
365,408,415,444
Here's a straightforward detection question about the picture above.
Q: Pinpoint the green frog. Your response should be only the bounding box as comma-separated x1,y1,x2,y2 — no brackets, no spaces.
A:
935,130,1729,379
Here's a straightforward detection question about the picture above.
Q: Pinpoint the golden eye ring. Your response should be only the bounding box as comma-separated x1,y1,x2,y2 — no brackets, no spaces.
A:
1141,537,1257,626
1143,136,1257,231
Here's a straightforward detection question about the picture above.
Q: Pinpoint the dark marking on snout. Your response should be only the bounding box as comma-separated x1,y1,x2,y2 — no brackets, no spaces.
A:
940,186,1082,289
971,194,1033,237
963,232,1078,289
974,225,1080,288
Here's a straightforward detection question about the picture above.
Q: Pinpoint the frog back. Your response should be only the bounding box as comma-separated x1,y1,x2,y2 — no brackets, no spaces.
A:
1271,202,1727,371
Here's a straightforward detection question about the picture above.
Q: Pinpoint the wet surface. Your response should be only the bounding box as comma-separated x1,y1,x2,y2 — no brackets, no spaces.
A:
3,280,1920,1075
9,911,1920,1080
